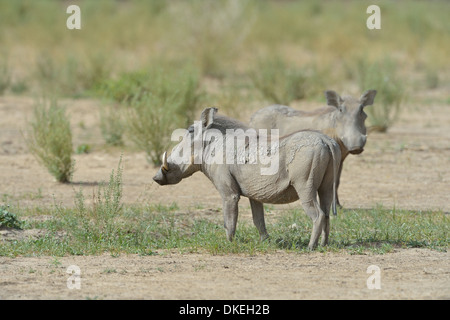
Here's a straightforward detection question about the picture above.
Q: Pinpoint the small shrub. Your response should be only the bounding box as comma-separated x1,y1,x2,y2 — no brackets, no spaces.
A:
92,156,123,227
206,85,245,119
25,99,74,183
127,91,180,165
82,52,112,93
0,205,24,229
354,57,405,132
99,103,125,146
424,67,439,89
96,70,149,103
34,54,59,94
250,56,313,105
11,78,28,94
75,144,91,154
97,65,201,118
122,66,202,165
34,53,110,97
0,58,11,95
70,157,123,245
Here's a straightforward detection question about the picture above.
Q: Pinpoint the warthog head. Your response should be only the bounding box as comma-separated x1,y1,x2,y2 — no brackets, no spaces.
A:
325,90,377,154
152,150,175,186
152,108,217,186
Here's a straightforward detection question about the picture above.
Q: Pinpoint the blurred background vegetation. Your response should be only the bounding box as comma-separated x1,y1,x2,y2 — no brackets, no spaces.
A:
1,0,449,164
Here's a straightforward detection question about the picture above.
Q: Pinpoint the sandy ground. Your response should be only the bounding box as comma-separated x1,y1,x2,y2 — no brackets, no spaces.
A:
0,249,449,300
0,89,449,300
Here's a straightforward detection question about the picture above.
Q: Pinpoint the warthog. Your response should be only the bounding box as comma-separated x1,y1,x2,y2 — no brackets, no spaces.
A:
153,108,341,250
249,90,377,206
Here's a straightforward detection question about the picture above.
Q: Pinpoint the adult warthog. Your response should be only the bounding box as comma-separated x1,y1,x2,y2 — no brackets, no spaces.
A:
153,108,341,250
249,90,377,206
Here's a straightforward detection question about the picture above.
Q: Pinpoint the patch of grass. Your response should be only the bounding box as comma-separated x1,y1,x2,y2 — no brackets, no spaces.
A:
331,207,449,252
24,98,74,183
1,200,448,257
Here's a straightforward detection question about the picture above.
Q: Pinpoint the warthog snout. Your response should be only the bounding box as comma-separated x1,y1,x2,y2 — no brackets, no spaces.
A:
152,169,166,185
345,134,367,155
349,147,364,155
152,152,169,185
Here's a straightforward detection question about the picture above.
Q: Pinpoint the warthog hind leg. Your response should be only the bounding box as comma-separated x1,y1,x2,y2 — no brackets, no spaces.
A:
295,188,325,250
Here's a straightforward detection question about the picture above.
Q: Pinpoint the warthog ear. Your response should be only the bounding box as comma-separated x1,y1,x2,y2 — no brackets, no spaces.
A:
325,90,343,108
201,107,218,129
360,90,377,107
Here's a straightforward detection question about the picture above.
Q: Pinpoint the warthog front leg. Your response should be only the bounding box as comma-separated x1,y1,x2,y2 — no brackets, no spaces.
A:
222,194,240,241
249,199,269,241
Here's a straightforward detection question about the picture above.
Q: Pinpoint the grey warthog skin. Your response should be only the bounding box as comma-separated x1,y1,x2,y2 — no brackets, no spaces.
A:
249,90,377,206
153,108,341,250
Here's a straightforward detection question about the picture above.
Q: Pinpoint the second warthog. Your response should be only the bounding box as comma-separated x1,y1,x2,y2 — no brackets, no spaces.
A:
249,90,377,206
153,108,341,250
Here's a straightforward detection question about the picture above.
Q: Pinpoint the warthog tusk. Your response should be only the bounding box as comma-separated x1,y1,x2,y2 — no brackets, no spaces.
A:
162,151,169,171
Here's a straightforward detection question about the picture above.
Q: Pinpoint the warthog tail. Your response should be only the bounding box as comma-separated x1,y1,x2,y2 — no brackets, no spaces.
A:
326,139,340,216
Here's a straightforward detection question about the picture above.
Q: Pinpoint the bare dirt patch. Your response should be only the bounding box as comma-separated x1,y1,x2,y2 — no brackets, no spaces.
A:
1,249,449,300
